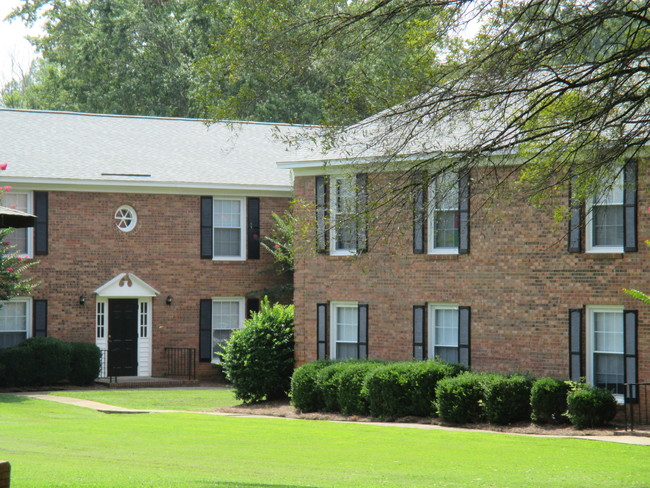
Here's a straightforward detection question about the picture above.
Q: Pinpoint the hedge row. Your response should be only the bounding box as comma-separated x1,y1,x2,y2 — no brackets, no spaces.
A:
0,337,101,387
290,359,466,418
291,361,619,429
436,372,618,428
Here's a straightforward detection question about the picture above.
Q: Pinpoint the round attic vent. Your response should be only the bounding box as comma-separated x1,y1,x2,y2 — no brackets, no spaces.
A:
115,205,137,232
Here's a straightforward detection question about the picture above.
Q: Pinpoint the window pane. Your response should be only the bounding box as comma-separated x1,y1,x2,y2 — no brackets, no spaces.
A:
336,219,358,250
333,178,358,251
337,343,358,360
2,192,29,254
435,174,459,210
336,307,358,342
434,346,459,363
214,228,241,256
212,301,240,330
594,312,623,353
593,205,623,247
595,353,624,395
0,302,27,349
435,309,458,347
212,329,231,361
213,200,241,228
434,210,459,248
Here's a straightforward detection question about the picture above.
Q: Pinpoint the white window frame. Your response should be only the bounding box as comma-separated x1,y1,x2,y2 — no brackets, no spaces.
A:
428,174,459,255
427,303,459,361
2,191,33,257
586,305,625,403
330,176,358,256
330,301,358,360
211,297,245,364
586,173,624,253
115,205,138,232
0,298,32,348
212,197,246,261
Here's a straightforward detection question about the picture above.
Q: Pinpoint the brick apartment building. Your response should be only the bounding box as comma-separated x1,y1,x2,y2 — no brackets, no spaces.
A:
280,151,647,404
0,108,317,380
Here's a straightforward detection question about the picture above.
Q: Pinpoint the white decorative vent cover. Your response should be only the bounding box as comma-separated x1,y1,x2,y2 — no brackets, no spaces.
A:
115,205,137,232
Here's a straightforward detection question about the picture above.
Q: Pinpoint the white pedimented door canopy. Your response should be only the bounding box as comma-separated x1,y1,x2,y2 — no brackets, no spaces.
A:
94,273,160,298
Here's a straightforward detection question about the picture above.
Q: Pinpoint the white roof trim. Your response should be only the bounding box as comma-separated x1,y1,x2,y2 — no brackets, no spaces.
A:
94,273,160,298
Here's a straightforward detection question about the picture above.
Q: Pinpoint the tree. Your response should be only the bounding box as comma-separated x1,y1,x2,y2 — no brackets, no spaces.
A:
3,0,224,117
211,0,650,207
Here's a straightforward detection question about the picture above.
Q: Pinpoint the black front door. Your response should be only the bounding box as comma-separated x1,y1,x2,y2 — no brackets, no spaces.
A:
108,299,138,376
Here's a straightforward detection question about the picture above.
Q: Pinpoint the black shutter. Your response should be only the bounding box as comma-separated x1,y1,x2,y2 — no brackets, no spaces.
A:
34,191,48,256
458,169,470,254
624,310,638,403
247,197,260,260
199,299,212,362
623,160,637,252
413,305,426,360
33,299,47,337
356,173,368,253
246,298,260,319
315,176,328,253
358,304,368,359
317,303,328,359
200,197,213,259
413,172,425,254
458,306,471,367
568,179,582,253
569,308,583,381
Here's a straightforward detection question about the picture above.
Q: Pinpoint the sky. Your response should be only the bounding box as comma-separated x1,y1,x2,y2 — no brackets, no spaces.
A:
0,0,43,88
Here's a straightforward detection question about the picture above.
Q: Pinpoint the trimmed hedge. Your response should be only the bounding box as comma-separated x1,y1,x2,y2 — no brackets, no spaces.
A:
436,372,487,424
530,377,569,424
317,362,348,413
566,386,618,429
364,360,463,419
290,360,332,412
69,342,102,386
338,361,383,416
483,374,533,425
0,338,101,387
220,298,294,404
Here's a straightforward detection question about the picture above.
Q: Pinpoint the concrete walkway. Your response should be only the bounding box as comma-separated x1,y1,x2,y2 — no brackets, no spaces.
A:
19,393,650,446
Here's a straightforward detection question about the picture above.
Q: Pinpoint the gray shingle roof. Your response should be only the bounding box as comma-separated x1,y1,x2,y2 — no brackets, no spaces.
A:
0,108,323,193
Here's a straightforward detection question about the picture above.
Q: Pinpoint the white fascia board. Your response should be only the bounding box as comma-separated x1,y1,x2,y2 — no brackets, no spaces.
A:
2,177,293,197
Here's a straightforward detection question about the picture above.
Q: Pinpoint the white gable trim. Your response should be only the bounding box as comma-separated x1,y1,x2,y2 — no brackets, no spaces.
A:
94,273,160,298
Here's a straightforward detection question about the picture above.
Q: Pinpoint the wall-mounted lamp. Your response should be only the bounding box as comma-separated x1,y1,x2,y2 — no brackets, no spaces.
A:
79,295,86,306
166,295,173,306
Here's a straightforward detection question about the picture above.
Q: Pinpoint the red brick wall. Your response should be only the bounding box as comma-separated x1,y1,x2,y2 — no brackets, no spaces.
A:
24,191,289,380
293,166,649,387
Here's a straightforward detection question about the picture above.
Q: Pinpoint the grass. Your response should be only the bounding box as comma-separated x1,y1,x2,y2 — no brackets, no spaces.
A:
1,393,649,488
49,388,238,411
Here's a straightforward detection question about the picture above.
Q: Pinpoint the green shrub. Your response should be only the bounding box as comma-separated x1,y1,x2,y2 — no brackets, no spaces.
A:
363,360,463,419
436,372,486,424
364,363,413,419
338,361,383,416
316,362,350,412
19,337,71,385
530,378,569,423
220,297,294,403
483,374,534,425
69,342,101,385
290,360,332,412
0,345,36,386
566,386,618,429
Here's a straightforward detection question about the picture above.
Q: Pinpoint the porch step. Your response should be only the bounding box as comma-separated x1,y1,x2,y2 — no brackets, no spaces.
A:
96,377,200,389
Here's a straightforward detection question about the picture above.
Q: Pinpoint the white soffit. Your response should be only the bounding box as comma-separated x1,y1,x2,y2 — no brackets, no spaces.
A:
94,273,160,298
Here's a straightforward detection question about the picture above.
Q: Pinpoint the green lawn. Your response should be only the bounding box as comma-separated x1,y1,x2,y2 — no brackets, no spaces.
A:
1,393,648,488
49,388,238,411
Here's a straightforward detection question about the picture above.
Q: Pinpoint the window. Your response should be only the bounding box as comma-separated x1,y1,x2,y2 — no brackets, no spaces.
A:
428,304,459,362
428,173,459,254
213,198,245,259
2,191,32,256
330,302,359,360
115,205,137,232
586,306,624,400
0,299,31,349
330,176,359,255
211,298,244,363
586,173,624,253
